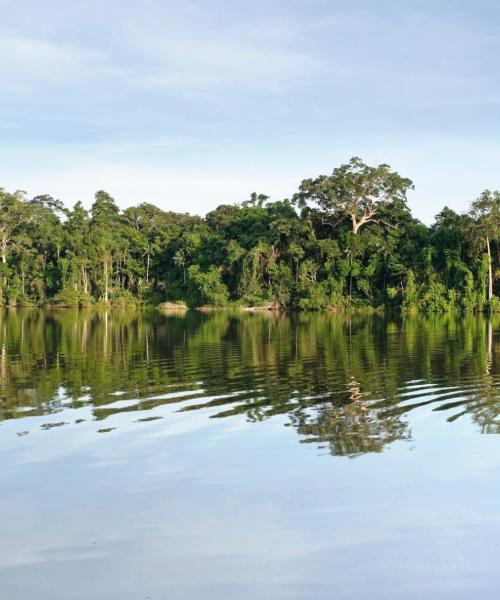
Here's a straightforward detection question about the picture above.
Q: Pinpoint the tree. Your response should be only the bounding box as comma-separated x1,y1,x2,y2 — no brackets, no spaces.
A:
1,158,500,313
122,203,164,286
294,157,413,234
470,190,500,301
64,202,91,296
187,265,229,306
0,190,30,268
90,190,120,303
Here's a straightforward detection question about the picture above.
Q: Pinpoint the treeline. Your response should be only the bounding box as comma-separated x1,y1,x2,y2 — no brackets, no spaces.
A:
1,157,500,312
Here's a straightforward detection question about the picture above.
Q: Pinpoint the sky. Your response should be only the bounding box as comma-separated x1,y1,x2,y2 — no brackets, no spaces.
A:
1,0,499,223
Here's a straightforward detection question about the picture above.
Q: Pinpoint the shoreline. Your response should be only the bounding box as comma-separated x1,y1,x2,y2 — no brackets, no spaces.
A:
1,302,496,315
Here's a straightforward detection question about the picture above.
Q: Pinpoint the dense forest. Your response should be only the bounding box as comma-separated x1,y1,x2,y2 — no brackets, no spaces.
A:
1,157,500,312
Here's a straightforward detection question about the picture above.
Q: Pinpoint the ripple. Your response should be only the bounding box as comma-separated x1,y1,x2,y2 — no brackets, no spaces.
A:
1,310,500,455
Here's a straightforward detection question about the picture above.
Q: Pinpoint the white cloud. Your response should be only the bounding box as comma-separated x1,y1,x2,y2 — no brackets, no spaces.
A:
123,15,323,94
133,42,320,93
1,1,500,226
0,19,321,101
0,35,110,92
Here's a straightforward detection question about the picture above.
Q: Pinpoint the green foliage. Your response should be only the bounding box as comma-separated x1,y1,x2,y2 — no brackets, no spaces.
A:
297,284,328,310
187,265,229,307
298,278,348,311
402,271,418,311
294,156,413,234
487,296,500,313
457,266,477,312
420,282,453,313
386,286,398,300
269,262,293,307
110,289,139,308
1,159,500,312
50,287,93,307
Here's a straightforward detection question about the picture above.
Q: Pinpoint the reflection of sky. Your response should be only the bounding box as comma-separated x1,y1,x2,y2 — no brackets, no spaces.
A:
1,399,500,599
2,1,500,223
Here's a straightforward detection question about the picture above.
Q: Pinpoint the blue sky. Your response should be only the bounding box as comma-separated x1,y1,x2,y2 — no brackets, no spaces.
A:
1,0,499,223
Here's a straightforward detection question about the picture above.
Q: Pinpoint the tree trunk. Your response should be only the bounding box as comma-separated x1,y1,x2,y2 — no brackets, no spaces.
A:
487,236,493,301
1,235,7,288
82,267,88,295
146,251,150,284
104,259,109,303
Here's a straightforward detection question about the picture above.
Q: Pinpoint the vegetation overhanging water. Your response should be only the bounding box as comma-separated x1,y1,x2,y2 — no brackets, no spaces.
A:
2,157,500,313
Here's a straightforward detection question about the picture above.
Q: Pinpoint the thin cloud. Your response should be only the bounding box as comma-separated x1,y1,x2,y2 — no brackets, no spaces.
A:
1,0,500,225
132,43,321,93
0,35,110,91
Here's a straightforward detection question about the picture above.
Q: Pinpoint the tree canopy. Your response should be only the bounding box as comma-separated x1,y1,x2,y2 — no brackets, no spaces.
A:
1,158,500,312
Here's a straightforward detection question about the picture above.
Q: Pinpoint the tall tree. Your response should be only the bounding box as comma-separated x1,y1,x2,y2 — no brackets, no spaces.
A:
0,189,35,298
470,190,500,301
294,157,413,234
90,190,120,303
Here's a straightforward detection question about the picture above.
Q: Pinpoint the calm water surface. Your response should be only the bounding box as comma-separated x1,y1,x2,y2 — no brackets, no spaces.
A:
1,309,499,599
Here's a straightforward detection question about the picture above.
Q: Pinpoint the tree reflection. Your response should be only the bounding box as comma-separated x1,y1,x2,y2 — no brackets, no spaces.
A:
0,308,499,456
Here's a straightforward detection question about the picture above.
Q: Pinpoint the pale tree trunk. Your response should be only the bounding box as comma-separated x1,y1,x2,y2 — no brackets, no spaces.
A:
82,267,89,295
487,236,493,301
1,234,7,288
104,259,109,303
351,210,377,235
0,234,8,302
349,254,353,299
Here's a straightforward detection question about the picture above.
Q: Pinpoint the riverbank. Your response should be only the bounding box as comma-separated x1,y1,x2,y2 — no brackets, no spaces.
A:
2,297,500,314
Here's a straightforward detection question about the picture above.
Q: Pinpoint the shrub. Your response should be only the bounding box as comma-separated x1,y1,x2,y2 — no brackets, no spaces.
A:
50,287,81,307
269,263,293,307
420,282,452,313
402,271,418,311
110,289,138,308
487,296,500,313
297,278,349,311
297,284,328,310
187,265,229,306
50,287,94,307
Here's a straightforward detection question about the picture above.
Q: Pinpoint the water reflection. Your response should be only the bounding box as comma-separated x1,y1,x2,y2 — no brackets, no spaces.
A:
1,308,499,456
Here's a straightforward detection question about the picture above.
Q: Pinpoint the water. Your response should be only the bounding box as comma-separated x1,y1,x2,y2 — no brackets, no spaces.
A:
1,309,499,599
